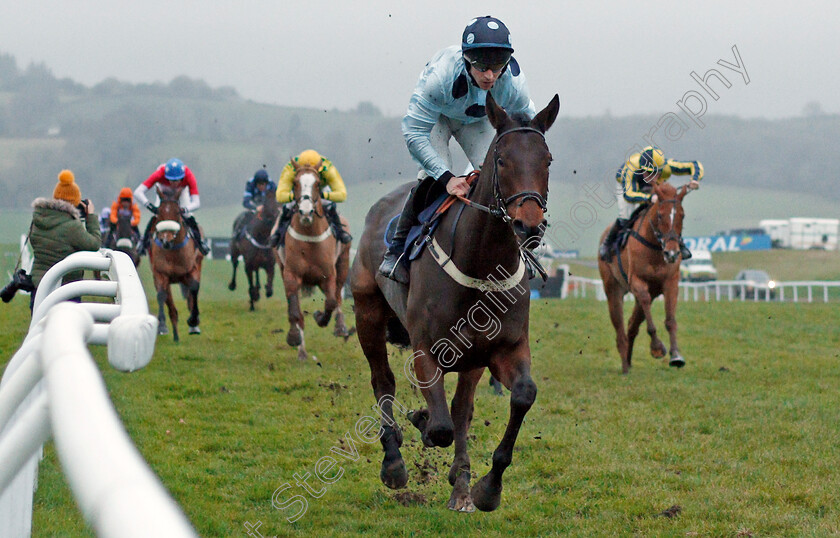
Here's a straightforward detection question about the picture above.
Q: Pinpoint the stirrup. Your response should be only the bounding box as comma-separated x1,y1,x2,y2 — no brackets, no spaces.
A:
379,252,409,284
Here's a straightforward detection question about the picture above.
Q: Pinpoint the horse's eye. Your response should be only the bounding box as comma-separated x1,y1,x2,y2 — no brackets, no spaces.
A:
497,158,505,167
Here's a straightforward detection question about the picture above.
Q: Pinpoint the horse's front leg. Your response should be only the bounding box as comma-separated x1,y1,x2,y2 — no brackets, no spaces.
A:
165,284,180,343
283,270,306,359
245,264,258,311
630,278,666,359
626,302,645,369
264,255,275,299
447,368,482,513
472,346,536,512
186,276,201,335
153,273,170,337
228,243,239,291
662,273,684,367
602,274,630,373
313,270,338,328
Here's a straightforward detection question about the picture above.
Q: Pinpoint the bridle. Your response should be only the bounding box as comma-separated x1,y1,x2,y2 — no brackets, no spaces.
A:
637,197,682,252
455,126,548,222
294,169,324,219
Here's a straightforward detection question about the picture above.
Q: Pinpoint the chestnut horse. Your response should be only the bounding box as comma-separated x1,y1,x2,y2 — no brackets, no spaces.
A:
228,189,279,311
351,94,559,512
149,185,203,342
275,164,351,361
597,181,689,374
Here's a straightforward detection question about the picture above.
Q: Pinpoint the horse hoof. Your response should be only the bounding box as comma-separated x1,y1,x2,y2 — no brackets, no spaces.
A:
228,282,236,291
380,459,408,490
334,326,349,338
314,310,330,327
447,492,476,513
266,288,273,298
189,326,201,335
158,324,168,335
470,474,502,512
669,355,685,368
287,331,302,347
651,344,667,359
297,349,308,362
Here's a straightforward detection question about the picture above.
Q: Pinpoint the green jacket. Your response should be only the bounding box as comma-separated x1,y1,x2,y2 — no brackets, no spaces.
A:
29,198,102,288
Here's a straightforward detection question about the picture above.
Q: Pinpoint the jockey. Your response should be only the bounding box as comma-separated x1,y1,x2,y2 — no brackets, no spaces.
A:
379,15,536,283
598,146,702,262
242,169,276,210
134,158,209,255
108,187,141,241
268,149,353,247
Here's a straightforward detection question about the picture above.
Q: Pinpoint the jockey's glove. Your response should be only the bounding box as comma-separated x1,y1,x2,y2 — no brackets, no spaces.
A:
145,202,158,214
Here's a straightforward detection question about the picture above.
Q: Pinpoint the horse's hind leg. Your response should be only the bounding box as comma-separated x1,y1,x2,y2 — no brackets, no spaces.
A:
165,286,180,342
447,369,482,513
471,351,536,512
663,275,684,367
333,246,351,337
355,287,407,489
604,280,630,373
409,347,454,448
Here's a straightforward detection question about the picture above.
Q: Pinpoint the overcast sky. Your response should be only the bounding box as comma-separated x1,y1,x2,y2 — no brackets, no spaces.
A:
1,0,838,119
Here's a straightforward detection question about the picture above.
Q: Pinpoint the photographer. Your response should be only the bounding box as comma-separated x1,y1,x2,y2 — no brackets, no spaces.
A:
25,169,101,311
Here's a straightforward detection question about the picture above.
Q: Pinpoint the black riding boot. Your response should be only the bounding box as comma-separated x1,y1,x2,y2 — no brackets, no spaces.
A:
138,218,155,256
269,205,295,248
599,218,627,262
185,215,210,255
378,187,421,284
324,202,353,244
679,239,692,260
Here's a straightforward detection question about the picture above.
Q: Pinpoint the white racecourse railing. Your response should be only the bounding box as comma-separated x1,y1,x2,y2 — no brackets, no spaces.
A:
0,249,196,537
567,275,840,303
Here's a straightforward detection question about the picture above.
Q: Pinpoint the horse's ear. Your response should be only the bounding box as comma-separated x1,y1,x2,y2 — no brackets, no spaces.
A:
291,158,299,171
486,92,508,130
530,94,560,133
678,184,689,200
155,185,162,197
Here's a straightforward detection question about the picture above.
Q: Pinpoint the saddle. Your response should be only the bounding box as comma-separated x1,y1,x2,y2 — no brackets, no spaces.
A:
384,191,450,267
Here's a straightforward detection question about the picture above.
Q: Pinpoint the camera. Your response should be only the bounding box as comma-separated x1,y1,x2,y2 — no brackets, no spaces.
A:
1,269,35,303
77,199,90,217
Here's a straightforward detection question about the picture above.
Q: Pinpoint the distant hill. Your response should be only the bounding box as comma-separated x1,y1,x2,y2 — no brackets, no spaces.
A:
1,50,838,246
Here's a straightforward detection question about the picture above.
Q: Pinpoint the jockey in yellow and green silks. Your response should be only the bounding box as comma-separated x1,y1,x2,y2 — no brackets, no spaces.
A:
270,149,352,247
598,146,703,261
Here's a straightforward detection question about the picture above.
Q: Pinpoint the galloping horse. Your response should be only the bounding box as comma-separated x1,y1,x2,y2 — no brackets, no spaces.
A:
103,210,140,267
228,189,279,311
275,164,351,360
598,181,689,374
351,94,559,512
149,185,203,342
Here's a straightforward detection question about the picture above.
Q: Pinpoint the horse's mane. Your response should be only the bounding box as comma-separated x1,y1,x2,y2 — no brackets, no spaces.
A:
656,182,678,197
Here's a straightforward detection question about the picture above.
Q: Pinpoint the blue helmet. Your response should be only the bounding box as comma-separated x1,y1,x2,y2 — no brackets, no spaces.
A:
164,158,186,180
254,169,269,183
462,16,513,53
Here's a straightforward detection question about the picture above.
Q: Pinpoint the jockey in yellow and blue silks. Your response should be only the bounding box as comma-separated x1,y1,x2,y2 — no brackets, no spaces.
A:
268,149,352,247
598,146,703,261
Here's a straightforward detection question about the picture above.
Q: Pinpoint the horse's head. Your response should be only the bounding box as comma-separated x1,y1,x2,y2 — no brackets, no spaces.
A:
154,185,186,247
650,182,688,263
292,165,322,226
486,93,560,249
259,187,280,221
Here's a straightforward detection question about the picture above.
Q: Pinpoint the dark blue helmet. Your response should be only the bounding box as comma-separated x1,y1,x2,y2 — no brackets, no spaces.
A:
254,169,269,183
462,16,513,53
164,158,185,180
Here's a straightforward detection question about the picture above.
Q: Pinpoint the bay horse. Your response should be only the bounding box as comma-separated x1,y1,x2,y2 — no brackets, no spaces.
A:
228,189,279,311
350,93,559,512
149,185,204,342
597,181,689,374
103,210,140,267
275,163,351,361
